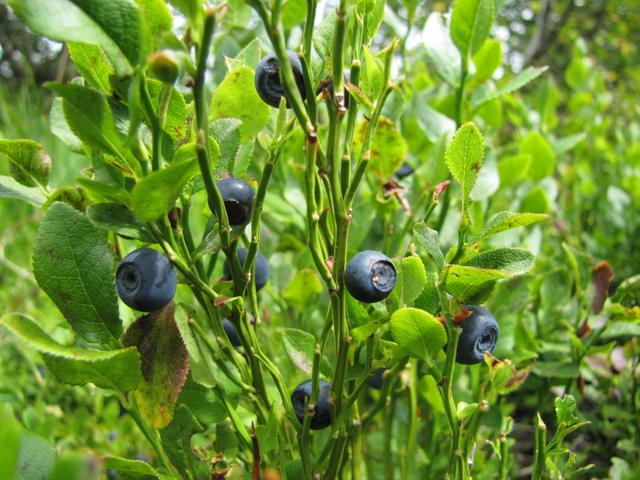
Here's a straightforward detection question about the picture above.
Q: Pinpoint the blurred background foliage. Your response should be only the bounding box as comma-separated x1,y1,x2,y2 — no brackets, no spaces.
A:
0,0,639,478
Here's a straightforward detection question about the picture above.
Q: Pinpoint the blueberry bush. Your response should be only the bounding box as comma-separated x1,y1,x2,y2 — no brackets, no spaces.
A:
0,0,639,479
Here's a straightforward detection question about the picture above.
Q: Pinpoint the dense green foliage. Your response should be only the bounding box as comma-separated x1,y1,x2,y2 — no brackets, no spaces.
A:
0,1,639,479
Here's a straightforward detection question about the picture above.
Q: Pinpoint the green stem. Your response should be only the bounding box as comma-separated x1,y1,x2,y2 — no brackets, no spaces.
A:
298,344,321,478
384,395,396,480
127,399,178,476
402,360,418,480
139,76,161,172
532,413,547,480
188,318,254,392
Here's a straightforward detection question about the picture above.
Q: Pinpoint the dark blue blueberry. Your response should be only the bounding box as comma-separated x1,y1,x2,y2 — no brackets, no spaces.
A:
368,368,387,390
115,248,176,312
456,305,499,365
215,177,255,227
223,248,269,291
345,250,397,303
395,161,414,179
255,50,306,108
291,379,332,430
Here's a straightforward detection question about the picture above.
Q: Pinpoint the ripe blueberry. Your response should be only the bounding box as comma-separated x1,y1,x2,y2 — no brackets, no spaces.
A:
368,368,387,390
291,379,332,430
223,248,269,291
115,248,176,312
214,177,255,227
254,50,306,108
456,305,499,365
345,250,397,303
395,161,414,179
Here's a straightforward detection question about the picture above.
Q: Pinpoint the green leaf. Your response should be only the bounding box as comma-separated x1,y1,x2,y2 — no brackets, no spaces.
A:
413,223,445,269
451,0,495,61
456,401,479,419
256,408,281,454
209,118,242,178
389,307,447,360
131,159,198,222
8,0,142,72
498,153,531,187
520,186,551,213
533,361,579,379
147,80,188,142
67,42,114,92
356,0,385,43
347,295,370,327
520,131,556,180
1,313,141,391
313,11,336,59
46,83,137,175
361,46,384,100
473,211,548,241
123,304,189,429
77,178,130,204
463,248,535,275
178,375,230,425
472,38,502,83
598,322,640,344
417,374,444,413
86,202,147,238
553,132,587,155
159,405,206,478
445,122,484,212
555,394,578,426
281,328,317,374
211,66,271,141
226,38,262,71
472,66,548,107
444,264,508,302
169,0,200,22
422,12,461,86
215,421,238,456
174,305,225,388
50,98,83,151
33,202,122,344
413,98,457,142
0,139,51,187
413,272,440,314
137,0,174,52
0,175,46,205
397,256,427,306
0,407,21,479
283,269,323,308
354,116,407,179
351,318,386,343
49,453,100,480
17,432,57,480
104,456,162,478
